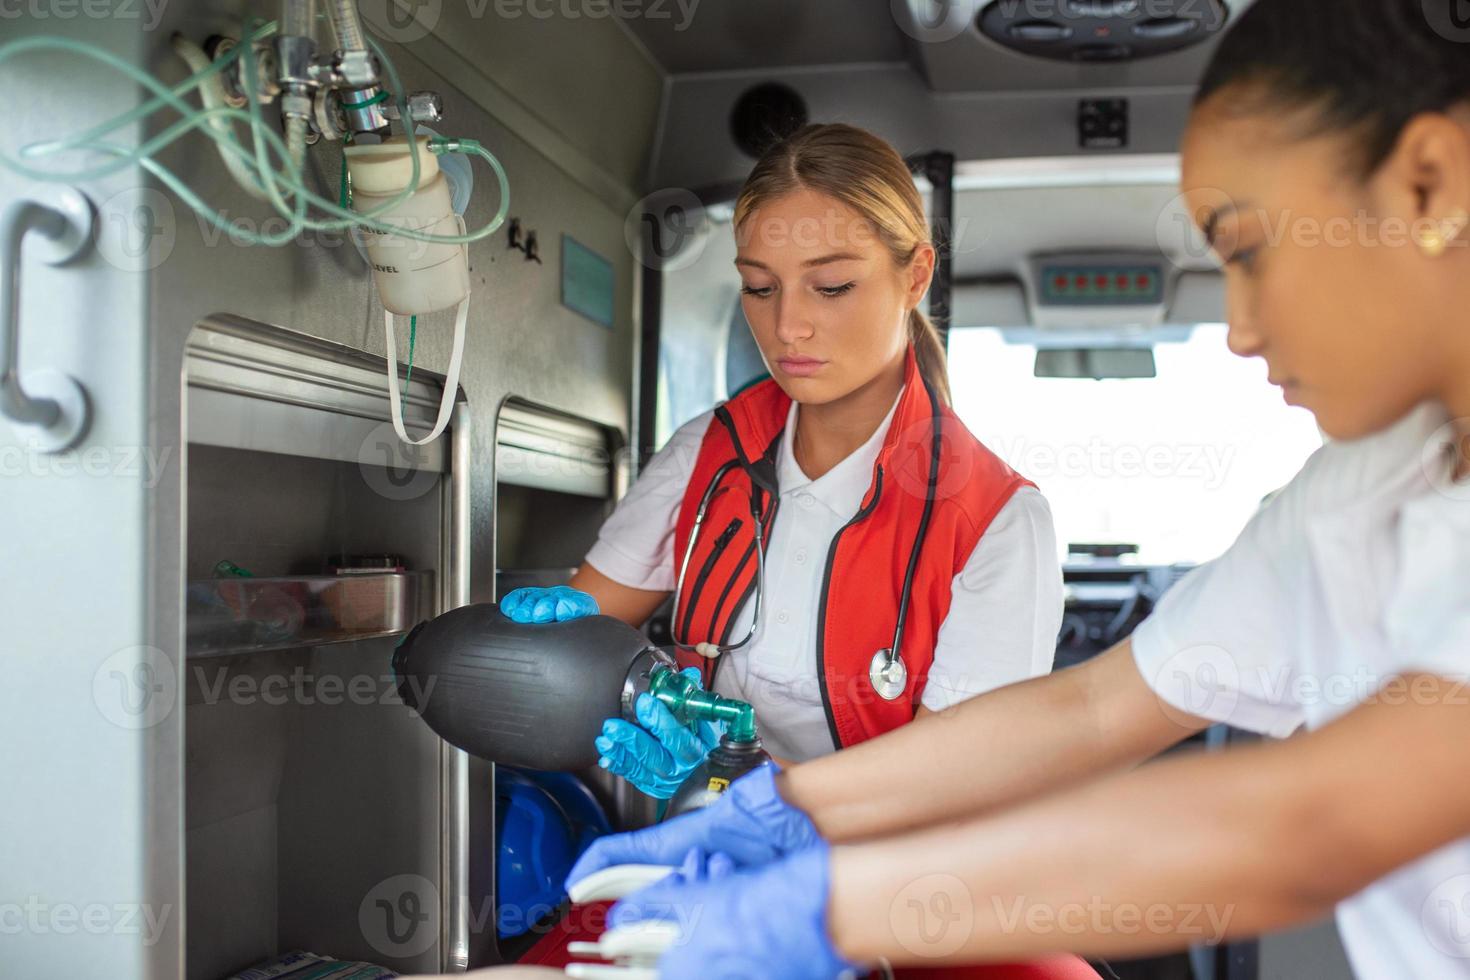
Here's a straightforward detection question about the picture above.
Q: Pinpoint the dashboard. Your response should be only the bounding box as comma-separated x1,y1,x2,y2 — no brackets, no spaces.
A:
1056,554,1197,669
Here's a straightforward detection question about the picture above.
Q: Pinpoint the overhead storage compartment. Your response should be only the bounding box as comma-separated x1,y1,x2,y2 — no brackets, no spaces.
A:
185,315,450,470
495,399,614,499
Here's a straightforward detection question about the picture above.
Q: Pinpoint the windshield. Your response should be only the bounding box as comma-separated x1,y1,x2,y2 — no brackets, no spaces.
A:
949,324,1324,566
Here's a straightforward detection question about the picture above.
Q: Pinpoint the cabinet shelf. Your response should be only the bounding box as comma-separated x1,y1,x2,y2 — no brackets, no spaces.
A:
185,570,434,659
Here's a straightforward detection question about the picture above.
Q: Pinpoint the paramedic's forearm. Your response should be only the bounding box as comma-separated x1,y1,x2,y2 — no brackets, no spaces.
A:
828,674,1470,964
780,640,1202,842
570,564,669,628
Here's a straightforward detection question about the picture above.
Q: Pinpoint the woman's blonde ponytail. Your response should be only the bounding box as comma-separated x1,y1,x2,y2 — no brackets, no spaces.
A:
908,308,952,408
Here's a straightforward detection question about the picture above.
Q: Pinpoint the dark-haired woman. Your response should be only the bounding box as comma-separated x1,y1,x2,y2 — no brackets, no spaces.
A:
501,124,1065,784
579,1,1470,975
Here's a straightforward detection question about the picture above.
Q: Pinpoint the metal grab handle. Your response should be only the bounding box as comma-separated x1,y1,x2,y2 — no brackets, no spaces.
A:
1,186,94,453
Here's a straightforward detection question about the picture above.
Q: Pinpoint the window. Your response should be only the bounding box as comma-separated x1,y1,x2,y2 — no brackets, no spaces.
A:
949,325,1324,565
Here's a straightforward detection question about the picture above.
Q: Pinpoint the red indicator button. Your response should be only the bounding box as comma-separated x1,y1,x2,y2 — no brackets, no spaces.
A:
1095,275,1108,290
1074,275,1088,290
1136,274,1151,290
1115,274,1129,289
1053,275,1067,291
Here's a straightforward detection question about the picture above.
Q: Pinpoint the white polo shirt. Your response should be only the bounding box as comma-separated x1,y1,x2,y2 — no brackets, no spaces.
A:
585,391,1064,762
1132,400,1470,977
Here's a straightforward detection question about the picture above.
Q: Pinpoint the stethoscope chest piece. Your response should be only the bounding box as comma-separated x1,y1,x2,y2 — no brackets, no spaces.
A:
868,648,908,701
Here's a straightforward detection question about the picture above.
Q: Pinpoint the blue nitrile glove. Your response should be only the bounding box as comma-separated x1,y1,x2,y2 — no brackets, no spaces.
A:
596,668,721,798
498,585,599,623
611,839,862,980
566,763,822,890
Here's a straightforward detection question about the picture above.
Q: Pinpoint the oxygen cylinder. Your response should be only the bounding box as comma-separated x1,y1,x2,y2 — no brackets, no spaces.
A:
391,604,675,771
664,735,773,819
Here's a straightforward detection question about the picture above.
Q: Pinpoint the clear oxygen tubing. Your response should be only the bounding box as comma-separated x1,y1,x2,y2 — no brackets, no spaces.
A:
326,0,368,54
0,17,508,446
0,23,510,248
0,26,321,245
168,34,272,201
282,0,316,41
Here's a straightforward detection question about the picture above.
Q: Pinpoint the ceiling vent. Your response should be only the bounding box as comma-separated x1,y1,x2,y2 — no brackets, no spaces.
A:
977,0,1229,62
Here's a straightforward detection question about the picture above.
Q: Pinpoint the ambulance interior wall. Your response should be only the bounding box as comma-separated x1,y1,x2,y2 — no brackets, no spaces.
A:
109,3,655,975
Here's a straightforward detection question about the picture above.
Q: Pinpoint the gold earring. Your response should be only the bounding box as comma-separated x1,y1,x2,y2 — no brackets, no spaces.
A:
1418,209,1470,259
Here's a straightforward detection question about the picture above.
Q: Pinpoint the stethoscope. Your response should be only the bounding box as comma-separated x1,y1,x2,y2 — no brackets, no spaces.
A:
670,458,774,661
670,407,942,702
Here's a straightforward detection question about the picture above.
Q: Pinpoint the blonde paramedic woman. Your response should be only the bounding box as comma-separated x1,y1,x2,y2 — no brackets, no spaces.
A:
577,2,1470,978
498,123,1065,788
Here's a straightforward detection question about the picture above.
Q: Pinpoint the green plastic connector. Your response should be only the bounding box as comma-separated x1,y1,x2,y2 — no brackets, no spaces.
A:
647,665,758,743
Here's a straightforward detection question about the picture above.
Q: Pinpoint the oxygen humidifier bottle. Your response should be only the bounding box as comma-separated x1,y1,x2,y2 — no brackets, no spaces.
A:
342,135,470,316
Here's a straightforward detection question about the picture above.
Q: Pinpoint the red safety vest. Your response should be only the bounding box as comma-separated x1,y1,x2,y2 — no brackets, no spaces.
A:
671,346,1035,749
